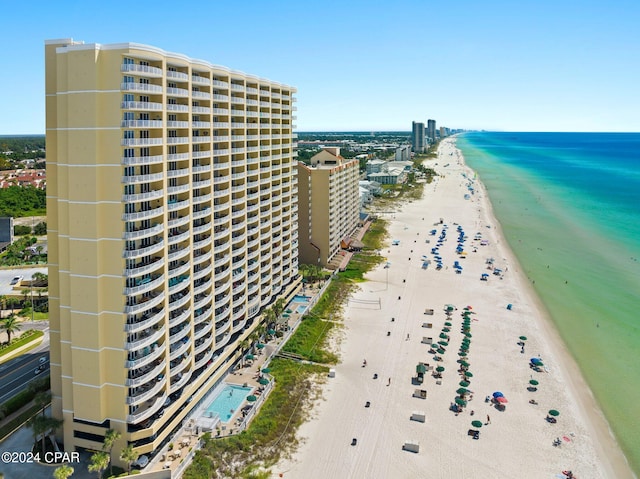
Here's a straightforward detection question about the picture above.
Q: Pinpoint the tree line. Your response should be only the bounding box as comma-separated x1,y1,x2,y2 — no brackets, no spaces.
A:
0,186,46,217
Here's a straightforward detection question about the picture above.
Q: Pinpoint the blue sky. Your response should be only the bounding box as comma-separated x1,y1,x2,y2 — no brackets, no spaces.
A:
1,0,639,133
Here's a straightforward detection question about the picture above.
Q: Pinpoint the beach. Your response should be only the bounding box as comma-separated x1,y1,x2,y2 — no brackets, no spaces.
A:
272,138,634,479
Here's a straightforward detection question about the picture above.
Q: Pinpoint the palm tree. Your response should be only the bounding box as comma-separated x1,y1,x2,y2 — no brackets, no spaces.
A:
0,295,6,319
35,391,52,418
88,451,109,479
32,272,48,286
1,314,21,344
53,464,74,479
273,298,286,322
102,429,121,476
119,445,139,474
28,415,49,454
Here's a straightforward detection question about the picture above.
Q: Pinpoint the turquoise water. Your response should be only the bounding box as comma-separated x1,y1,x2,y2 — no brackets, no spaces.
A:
205,384,253,423
457,132,640,475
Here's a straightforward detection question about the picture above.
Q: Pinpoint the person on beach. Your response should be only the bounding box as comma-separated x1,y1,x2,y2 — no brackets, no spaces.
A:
387,378,391,386
486,415,491,425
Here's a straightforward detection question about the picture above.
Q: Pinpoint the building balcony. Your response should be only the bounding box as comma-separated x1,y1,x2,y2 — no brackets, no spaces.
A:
213,79,229,88
167,86,189,97
121,120,163,129
126,375,167,406
121,154,164,167
121,138,163,147
169,357,190,378
126,393,166,424
125,324,166,354
169,338,191,361
192,91,211,100
125,358,166,387
125,343,164,369
193,263,213,281
192,75,211,86
170,368,193,394
214,281,230,295
125,307,165,334
214,267,230,282
231,313,246,330
125,257,165,279
193,105,211,114
166,103,189,112
168,215,190,229
194,336,213,356
193,293,213,311
194,306,213,324
167,137,189,145
193,249,212,265
193,193,212,205
193,136,212,144
213,94,229,101
169,324,190,344
193,277,212,296
168,292,190,311
215,332,231,349
193,235,212,250
169,308,190,329
123,223,163,241
166,120,189,129
168,230,190,246
123,240,164,260
167,199,190,213
124,273,164,296
121,82,163,93
167,168,189,180
122,189,164,204
121,100,163,111
124,291,166,315
193,178,212,189
194,321,213,341
194,349,214,370
166,70,189,81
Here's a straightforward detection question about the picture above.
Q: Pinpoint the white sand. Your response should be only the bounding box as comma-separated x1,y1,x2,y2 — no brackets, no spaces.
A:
273,138,634,479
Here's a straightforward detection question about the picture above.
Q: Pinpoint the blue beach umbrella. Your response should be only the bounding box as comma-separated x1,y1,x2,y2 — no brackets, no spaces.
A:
493,391,504,398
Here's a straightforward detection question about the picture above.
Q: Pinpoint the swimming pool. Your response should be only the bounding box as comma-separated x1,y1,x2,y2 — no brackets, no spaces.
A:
292,294,311,303
295,304,307,314
204,384,253,423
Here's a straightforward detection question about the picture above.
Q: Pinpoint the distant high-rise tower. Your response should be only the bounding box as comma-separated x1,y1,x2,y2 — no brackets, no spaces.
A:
45,38,300,463
427,119,436,143
411,121,426,153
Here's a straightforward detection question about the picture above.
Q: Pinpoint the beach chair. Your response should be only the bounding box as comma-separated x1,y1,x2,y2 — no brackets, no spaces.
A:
467,429,480,440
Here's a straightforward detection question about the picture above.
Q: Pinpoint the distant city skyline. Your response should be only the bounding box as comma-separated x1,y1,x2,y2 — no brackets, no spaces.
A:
1,0,639,134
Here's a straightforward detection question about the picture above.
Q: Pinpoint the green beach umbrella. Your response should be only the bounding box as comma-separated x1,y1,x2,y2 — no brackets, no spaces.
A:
438,341,449,346
458,352,467,357
457,387,468,395
247,395,257,402
437,348,446,354
256,343,265,349
465,332,472,338
258,377,269,385
267,329,276,335
285,308,292,313
416,363,427,374
460,345,469,351
455,397,467,406
459,380,470,387
442,327,451,333
464,371,473,378
436,366,445,372
459,360,470,367
548,409,560,417
439,333,448,339
444,322,452,326
261,367,271,374
529,379,539,386
471,420,483,428
519,336,527,341
245,354,255,360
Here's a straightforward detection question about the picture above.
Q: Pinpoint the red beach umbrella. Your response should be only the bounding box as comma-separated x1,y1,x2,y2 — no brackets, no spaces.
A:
496,396,508,404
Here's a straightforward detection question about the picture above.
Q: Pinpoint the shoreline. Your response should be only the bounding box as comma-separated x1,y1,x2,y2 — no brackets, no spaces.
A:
272,138,634,479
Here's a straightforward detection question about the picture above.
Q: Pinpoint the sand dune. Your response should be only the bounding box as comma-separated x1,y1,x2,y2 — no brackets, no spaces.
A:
272,138,633,479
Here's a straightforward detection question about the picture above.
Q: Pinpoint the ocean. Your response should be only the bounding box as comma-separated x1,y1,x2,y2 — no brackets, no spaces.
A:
456,132,640,475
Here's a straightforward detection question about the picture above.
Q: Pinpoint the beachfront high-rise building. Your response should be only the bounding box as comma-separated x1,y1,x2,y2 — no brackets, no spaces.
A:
427,119,436,143
411,121,426,153
297,147,359,268
45,38,300,460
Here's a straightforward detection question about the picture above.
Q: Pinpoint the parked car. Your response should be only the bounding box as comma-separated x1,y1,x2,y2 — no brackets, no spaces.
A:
10,276,23,285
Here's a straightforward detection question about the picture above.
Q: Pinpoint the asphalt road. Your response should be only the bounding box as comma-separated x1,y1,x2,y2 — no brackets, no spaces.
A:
0,323,50,403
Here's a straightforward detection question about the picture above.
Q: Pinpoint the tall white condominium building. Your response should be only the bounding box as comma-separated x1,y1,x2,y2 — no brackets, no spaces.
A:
45,38,300,461
411,121,426,153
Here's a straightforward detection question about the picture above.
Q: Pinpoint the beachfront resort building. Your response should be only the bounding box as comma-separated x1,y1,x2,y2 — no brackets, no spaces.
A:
427,119,436,143
297,147,359,268
411,121,426,153
45,38,300,462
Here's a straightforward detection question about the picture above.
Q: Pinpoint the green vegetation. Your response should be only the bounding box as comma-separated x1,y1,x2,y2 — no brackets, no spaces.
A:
0,329,43,355
0,375,50,436
0,235,46,265
0,186,46,217
0,136,45,163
